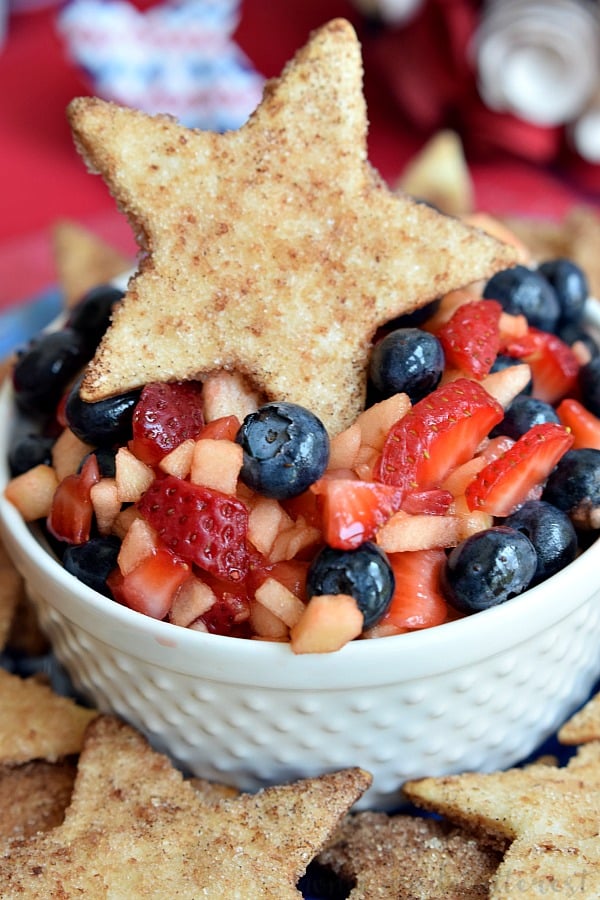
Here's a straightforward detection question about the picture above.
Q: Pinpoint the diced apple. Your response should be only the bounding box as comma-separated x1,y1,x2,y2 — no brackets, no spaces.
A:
328,422,361,470
249,600,290,640
159,439,195,479
290,594,364,654
269,516,321,563
247,497,292,556
422,288,477,332
117,516,158,575
4,465,59,521
51,428,93,481
254,576,305,627
90,477,121,534
115,447,154,503
169,576,216,627
111,505,140,540
202,370,263,423
355,393,411,451
189,438,243,494
376,511,461,552
481,363,532,409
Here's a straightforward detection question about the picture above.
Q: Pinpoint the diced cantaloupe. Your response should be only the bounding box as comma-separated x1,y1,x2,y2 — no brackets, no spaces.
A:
4,464,59,521
376,511,462,552
189,438,243,494
51,428,93,481
117,517,157,575
159,439,195,479
290,594,364,654
115,447,154,502
201,371,262,423
90,477,121,534
169,576,216,627
248,497,293,556
254,576,305,628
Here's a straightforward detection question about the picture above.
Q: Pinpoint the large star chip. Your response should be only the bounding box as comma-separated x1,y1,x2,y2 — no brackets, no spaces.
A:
0,716,370,897
68,18,517,435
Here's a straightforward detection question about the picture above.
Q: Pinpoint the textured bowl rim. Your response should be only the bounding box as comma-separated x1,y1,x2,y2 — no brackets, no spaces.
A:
1,313,599,689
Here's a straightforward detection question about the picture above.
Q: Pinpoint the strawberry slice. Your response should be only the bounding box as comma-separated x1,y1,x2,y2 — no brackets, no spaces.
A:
502,327,580,404
465,422,574,516
400,489,454,516
311,477,404,550
438,299,502,378
137,474,249,581
376,378,504,492
130,381,205,466
557,398,600,450
380,549,450,631
47,453,101,544
108,548,190,619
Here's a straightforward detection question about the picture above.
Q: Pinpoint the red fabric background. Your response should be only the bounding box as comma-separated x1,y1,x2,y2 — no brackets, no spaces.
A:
0,0,597,308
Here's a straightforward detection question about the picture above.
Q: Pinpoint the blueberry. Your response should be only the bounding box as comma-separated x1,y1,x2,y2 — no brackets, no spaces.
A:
369,328,445,403
65,375,141,446
306,542,394,629
489,355,532,395
579,356,600,418
491,395,560,440
504,499,577,584
8,433,54,476
12,328,88,416
441,526,537,613
483,265,560,332
538,258,588,327
63,536,121,597
66,284,124,354
542,448,600,531
236,402,329,500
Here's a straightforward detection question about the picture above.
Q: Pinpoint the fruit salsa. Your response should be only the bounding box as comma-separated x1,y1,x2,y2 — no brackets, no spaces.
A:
4,256,600,652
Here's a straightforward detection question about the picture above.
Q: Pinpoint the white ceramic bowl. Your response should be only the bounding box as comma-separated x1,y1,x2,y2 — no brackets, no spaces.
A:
1,307,600,810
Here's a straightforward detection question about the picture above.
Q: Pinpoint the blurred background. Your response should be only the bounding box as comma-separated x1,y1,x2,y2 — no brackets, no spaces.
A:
2,0,600,314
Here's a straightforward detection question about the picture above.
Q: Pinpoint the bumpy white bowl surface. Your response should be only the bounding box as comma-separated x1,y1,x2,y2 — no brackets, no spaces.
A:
2,362,600,810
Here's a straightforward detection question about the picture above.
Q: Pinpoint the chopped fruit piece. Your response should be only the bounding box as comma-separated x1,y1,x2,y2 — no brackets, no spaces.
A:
115,447,155,503
198,415,241,442
201,371,262,424
250,599,290,639
90,477,121,535
290,594,364,654
137,474,250,581
269,516,321,563
117,516,158,575
502,327,580,404
311,477,403,550
422,288,476,332
481,363,532,409
557,398,600,450
130,381,205,466
355,393,411,451
169,576,216,627
376,378,504,492
47,454,100,544
376,511,461,552
199,580,251,636
4,464,60,521
465,422,574,517
159,439,195,479
51,428,93,481
254,576,305,627
400,489,453,515
190,438,243,494
438,299,502,379
328,422,362,470
247,497,293,556
109,547,190,619
380,549,450,630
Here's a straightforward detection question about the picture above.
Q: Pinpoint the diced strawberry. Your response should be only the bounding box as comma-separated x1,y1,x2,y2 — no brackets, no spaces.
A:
557,398,600,450
438,299,502,379
129,381,205,466
381,549,450,630
465,422,574,516
400,489,454,515
198,415,241,442
311,477,404,550
376,378,504,492
108,547,189,619
502,327,580,404
137,474,249,581
197,574,252,637
47,453,101,544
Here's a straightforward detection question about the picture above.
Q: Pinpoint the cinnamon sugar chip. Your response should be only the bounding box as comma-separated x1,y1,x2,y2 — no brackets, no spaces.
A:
67,18,517,436
404,742,600,899
0,716,370,897
559,691,600,744
52,220,133,308
317,810,501,899
0,760,76,841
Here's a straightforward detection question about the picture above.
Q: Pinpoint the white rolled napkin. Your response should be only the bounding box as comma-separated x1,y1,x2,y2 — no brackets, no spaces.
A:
473,0,600,127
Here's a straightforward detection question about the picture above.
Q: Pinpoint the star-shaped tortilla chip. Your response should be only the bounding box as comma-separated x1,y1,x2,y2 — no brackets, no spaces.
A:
559,690,600,744
68,18,517,435
0,716,371,897
404,742,600,900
